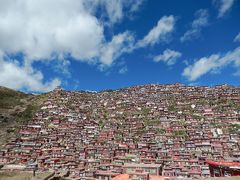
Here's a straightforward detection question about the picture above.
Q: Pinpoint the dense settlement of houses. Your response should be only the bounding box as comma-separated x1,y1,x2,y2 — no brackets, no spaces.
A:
0,84,239,179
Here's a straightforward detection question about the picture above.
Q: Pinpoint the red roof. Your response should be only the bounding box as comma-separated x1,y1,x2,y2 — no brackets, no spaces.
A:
112,174,164,180
206,160,240,168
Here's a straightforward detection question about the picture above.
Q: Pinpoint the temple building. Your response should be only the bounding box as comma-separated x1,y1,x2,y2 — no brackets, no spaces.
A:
206,160,240,177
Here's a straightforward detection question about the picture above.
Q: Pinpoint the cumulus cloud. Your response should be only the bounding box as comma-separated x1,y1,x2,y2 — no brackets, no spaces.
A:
0,0,175,92
213,0,235,18
84,0,145,25
0,0,105,62
0,0,105,92
129,0,145,13
234,32,240,42
99,0,124,25
180,9,209,42
137,16,176,47
0,0,147,65
182,47,240,81
0,0,145,92
99,15,176,66
153,49,182,65
0,0,172,66
100,32,134,66
0,55,61,92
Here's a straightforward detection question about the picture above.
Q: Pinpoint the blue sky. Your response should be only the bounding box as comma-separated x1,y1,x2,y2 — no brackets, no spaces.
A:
0,0,239,92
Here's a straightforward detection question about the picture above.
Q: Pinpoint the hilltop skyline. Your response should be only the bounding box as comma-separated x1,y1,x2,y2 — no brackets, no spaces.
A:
0,0,240,92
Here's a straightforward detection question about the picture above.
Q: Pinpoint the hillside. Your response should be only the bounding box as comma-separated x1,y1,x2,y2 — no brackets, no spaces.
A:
0,86,47,147
0,84,239,179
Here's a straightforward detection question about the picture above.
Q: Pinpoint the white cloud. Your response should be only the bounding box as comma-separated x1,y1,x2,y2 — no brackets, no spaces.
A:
0,0,175,92
153,49,182,65
182,47,240,81
100,32,134,66
137,16,176,47
181,9,209,42
99,15,176,66
0,0,105,62
84,0,145,25
234,32,240,42
0,0,146,65
102,0,124,24
129,0,145,13
0,56,61,92
213,0,235,18
0,0,146,92
0,0,172,67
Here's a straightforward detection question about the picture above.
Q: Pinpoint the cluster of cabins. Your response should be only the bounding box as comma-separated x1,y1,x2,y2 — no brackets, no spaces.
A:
0,83,239,179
